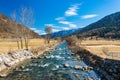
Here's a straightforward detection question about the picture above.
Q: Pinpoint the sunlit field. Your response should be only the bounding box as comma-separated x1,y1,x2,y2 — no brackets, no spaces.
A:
0,38,57,53
80,40,120,60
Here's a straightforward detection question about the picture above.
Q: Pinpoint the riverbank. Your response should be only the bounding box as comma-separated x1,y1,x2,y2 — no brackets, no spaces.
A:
66,41,120,80
80,40,120,60
0,42,58,77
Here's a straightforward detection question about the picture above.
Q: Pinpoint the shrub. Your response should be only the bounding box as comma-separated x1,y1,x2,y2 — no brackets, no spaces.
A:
65,36,77,46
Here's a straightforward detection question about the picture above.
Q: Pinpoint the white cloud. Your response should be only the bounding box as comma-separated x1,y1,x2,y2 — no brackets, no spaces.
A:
44,23,77,33
44,24,62,33
65,4,80,16
55,17,65,21
45,24,62,29
59,21,77,28
69,24,77,28
81,14,98,19
59,21,70,24
30,28,45,35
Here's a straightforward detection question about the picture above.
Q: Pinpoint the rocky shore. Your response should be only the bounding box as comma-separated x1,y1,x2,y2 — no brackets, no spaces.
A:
67,43,120,80
76,49,120,80
0,43,58,77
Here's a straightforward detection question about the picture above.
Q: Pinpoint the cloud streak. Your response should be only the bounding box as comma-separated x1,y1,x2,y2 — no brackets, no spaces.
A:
81,14,98,19
30,27,45,35
65,4,80,16
45,24,64,32
59,21,77,28
45,23,75,33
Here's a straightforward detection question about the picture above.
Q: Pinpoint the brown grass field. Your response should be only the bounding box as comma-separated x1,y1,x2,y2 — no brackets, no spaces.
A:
0,39,120,60
0,39,57,53
80,40,120,60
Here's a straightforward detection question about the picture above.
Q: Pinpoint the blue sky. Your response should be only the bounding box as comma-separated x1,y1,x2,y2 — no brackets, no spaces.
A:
0,0,120,35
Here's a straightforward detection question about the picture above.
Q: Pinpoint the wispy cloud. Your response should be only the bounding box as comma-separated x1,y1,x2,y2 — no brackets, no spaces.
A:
45,24,62,29
45,24,62,32
44,23,75,32
54,3,81,31
65,4,80,16
30,27,44,35
59,21,77,28
81,14,98,19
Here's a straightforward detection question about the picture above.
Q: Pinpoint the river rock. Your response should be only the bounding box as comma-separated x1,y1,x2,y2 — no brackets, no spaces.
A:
74,65,82,70
31,56,37,59
83,66,88,70
88,66,93,70
0,73,8,77
14,67,19,71
82,66,93,71
85,77,93,80
63,63,69,68
71,53,74,55
20,65,25,69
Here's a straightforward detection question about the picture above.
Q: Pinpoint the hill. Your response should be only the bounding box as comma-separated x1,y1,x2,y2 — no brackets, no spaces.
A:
0,14,40,38
76,12,120,39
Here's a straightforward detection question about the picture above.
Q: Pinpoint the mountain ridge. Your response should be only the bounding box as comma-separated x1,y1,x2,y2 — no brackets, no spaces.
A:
41,29,77,38
75,11,120,39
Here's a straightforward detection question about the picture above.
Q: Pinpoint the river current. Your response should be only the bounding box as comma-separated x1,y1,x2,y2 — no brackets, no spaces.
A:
0,41,101,80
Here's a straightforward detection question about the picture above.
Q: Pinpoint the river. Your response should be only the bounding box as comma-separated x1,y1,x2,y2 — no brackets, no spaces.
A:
0,41,101,80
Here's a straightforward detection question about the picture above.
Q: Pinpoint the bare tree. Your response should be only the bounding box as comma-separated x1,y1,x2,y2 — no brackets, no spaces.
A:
65,36,77,46
20,6,34,50
11,11,20,49
45,26,52,44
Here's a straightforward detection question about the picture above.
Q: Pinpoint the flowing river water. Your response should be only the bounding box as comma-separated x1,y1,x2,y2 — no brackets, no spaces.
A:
0,41,101,80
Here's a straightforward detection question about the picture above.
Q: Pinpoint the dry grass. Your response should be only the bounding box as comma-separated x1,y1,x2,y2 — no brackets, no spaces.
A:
0,38,57,53
79,40,120,60
81,40,120,46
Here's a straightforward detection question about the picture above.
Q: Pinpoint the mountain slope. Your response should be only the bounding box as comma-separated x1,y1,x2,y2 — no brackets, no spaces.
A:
41,29,77,38
51,29,77,38
0,14,40,38
76,12,120,39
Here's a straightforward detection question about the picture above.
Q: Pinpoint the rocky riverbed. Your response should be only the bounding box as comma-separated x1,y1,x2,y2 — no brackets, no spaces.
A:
0,41,101,80
0,43,57,77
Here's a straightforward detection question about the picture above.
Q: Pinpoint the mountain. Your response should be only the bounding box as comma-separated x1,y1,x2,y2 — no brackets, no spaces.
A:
76,12,120,39
0,14,40,38
51,29,77,38
41,29,77,38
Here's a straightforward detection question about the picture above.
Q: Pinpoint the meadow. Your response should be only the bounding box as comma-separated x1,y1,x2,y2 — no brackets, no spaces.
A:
0,38,57,53
0,38,120,60
80,40,120,60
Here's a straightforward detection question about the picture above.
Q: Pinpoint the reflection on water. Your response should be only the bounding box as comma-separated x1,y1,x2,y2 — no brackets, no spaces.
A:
0,41,101,80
